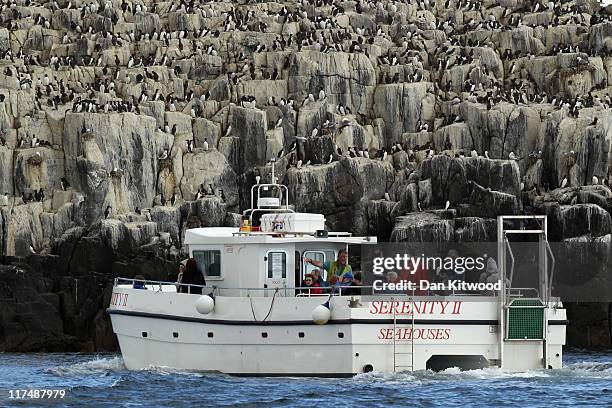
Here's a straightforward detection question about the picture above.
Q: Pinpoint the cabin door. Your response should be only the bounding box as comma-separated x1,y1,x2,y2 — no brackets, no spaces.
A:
264,250,287,297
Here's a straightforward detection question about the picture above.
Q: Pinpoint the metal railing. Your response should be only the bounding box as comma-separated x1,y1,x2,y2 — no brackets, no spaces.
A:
114,277,519,298
506,287,540,298
114,277,211,295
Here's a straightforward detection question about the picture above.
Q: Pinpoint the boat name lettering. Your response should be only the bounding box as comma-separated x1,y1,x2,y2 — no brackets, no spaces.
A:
377,327,451,340
110,292,129,307
369,300,462,315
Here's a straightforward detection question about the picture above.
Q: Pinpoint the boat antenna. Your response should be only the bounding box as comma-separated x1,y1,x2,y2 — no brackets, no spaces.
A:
270,157,276,184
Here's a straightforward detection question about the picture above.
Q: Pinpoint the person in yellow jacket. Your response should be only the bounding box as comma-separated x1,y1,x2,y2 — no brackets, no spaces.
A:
304,249,352,282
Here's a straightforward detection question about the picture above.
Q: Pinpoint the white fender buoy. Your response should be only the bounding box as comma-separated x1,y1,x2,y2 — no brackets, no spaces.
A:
195,294,215,314
312,302,331,325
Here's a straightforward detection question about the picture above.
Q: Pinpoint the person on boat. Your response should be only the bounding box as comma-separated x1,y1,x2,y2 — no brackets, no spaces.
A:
382,271,405,294
179,258,206,294
312,269,326,287
479,257,498,284
166,261,185,283
479,257,508,294
484,258,510,286
304,249,352,280
335,272,354,295
343,272,363,296
399,252,429,295
132,275,147,290
327,275,339,293
301,273,323,296
433,249,459,295
177,261,185,283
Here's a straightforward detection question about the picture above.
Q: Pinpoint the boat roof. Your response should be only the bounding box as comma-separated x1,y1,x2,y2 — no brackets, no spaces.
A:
184,227,378,245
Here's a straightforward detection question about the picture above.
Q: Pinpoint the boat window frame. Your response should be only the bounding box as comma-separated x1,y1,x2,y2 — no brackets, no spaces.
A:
191,247,223,281
302,249,337,281
265,249,288,280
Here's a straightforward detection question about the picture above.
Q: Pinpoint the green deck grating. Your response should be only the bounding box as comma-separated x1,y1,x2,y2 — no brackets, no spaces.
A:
506,299,544,340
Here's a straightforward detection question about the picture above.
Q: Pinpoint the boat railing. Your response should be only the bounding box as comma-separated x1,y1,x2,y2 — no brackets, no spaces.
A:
114,277,211,294
506,287,540,298
114,277,522,298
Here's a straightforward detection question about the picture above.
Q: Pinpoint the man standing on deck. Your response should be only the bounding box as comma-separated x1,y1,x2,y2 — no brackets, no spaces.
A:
304,249,352,281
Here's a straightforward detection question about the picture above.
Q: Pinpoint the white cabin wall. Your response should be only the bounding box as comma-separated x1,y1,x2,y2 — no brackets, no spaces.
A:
259,243,296,290
187,241,351,295
295,242,345,258
210,243,298,296
188,244,259,296
229,245,260,295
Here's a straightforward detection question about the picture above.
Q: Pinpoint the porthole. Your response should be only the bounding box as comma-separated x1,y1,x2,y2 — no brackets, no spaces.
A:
173,332,179,338
262,332,268,338
338,332,344,338
298,332,305,338
207,332,214,338
142,332,148,338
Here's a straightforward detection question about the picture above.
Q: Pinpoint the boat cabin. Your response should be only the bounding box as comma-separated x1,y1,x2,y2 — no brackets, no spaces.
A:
184,170,376,297
183,226,376,297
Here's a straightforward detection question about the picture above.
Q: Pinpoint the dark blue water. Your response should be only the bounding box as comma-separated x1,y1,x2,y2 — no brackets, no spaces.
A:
0,350,610,407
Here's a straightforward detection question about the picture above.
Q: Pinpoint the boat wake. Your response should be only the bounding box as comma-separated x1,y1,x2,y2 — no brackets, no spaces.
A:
354,359,612,383
354,366,552,384
45,356,125,376
561,361,612,378
1,351,607,407
142,365,209,377
43,352,612,383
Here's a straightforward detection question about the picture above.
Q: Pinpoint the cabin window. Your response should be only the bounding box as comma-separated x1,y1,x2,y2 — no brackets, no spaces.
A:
267,251,287,279
193,250,222,278
303,250,336,280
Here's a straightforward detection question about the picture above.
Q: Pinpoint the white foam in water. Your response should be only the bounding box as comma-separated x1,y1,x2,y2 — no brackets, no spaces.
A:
47,356,125,376
142,365,206,377
43,353,612,382
356,366,555,383
355,370,422,386
562,361,612,379
441,366,552,379
355,358,612,383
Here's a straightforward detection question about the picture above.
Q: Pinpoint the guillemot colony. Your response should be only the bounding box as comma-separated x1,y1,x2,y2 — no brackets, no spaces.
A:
0,0,610,352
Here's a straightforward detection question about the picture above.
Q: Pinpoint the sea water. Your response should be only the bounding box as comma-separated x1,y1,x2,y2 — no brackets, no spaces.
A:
0,350,610,407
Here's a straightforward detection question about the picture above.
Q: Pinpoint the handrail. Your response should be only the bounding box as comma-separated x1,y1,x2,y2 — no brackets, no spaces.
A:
498,215,548,221
114,277,507,297
249,183,290,211
504,236,515,288
114,277,211,295
246,207,295,227
506,287,540,298
545,239,555,303
232,230,356,238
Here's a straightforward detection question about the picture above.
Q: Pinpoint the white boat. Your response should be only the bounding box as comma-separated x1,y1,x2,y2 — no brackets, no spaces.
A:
108,172,567,376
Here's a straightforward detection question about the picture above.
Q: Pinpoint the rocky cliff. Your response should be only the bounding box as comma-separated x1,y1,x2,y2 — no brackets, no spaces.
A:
0,0,611,350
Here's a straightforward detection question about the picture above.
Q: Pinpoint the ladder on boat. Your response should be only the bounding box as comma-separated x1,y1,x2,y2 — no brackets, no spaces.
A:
498,215,555,369
392,297,415,372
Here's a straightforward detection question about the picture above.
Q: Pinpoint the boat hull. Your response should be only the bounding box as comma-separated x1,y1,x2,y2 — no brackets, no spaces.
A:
110,310,566,375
